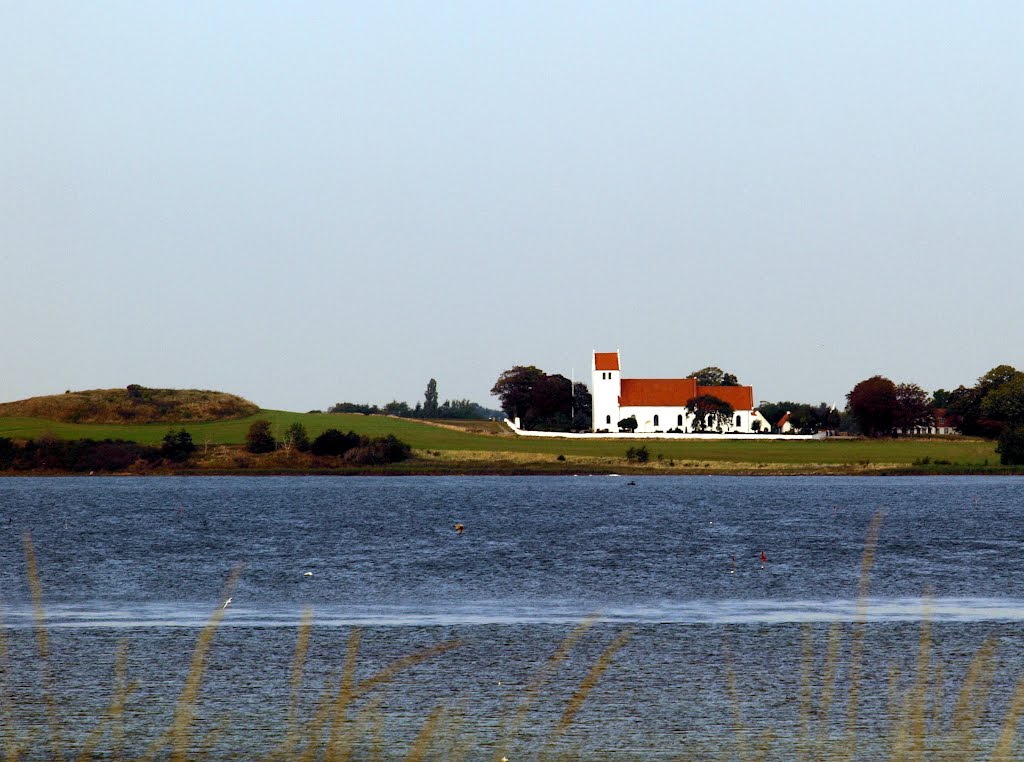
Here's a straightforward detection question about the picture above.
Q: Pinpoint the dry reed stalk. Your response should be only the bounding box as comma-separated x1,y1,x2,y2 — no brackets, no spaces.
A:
816,621,843,754
989,664,1024,761
353,639,461,700
798,623,814,762
347,693,384,762
545,627,633,754
296,671,340,762
723,647,748,761
494,615,597,761
887,661,905,759
843,511,885,759
367,694,385,762
753,728,776,761
298,637,461,760
929,655,944,757
907,601,932,761
22,532,63,761
74,640,133,762
326,627,362,762
197,711,230,758
0,600,21,762
276,607,314,759
160,564,240,762
944,636,996,759
405,703,444,762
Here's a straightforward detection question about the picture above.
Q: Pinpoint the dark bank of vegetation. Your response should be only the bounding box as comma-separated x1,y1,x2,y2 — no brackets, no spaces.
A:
0,420,413,474
328,378,503,421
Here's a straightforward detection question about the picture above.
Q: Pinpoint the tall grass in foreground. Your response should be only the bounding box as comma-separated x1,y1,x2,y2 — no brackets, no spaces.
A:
3,523,1024,759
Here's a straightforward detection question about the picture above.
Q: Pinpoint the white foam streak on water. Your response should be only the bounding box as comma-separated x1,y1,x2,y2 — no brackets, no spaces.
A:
4,597,1024,629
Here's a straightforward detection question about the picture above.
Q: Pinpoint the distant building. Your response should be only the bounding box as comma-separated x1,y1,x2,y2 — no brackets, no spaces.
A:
591,350,771,434
777,411,794,433
896,408,958,436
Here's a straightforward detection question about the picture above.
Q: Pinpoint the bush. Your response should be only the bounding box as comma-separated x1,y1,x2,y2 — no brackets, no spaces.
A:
310,428,360,457
245,420,277,453
160,428,196,463
618,416,638,433
997,425,1024,465
343,435,412,465
626,446,649,463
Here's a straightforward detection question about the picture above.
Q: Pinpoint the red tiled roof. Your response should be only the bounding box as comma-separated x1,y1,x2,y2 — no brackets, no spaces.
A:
933,408,953,428
594,351,619,371
696,385,754,411
619,379,697,407
777,411,792,428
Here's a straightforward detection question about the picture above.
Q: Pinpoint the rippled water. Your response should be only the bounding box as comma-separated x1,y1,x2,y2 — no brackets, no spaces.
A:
1,475,1023,758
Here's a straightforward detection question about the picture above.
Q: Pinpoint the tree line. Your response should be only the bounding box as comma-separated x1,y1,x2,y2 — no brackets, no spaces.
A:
328,378,502,420
846,365,1024,463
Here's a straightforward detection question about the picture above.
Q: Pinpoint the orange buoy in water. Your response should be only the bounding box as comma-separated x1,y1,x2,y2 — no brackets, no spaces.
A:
454,523,465,535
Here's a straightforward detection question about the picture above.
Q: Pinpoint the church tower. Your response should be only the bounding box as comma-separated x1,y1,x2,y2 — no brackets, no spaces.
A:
591,350,621,431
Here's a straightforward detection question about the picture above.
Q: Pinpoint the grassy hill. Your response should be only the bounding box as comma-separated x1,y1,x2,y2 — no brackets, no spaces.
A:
0,387,259,424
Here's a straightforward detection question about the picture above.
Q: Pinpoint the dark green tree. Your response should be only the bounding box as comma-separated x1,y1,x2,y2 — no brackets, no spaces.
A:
931,389,952,409
721,373,740,386
571,382,592,431
687,395,734,432
491,366,546,422
618,415,638,433
383,400,412,417
310,428,360,456
245,420,276,453
981,373,1024,425
894,383,933,433
160,428,196,462
424,379,439,417
997,425,1024,465
689,367,726,386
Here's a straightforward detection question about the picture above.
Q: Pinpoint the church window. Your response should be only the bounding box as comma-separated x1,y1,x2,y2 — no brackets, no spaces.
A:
677,414,683,426
606,415,611,424
653,415,659,426
736,415,742,427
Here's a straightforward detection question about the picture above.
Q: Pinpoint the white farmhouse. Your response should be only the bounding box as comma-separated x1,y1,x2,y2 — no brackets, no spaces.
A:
592,350,771,434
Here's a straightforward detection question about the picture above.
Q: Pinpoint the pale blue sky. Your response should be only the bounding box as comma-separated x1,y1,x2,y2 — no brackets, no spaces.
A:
2,2,1021,412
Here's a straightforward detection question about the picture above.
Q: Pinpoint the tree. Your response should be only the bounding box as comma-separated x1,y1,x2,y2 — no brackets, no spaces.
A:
618,415,638,433
931,389,952,409
689,367,725,386
997,425,1024,465
721,373,740,386
687,395,734,432
491,366,546,422
529,374,572,430
846,376,897,437
383,400,411,417
423,379,439,418
245,420,276,453
284,422,310,452
893,383,933,433
160,429,196,463
571,382,592,431
980,373,1024,426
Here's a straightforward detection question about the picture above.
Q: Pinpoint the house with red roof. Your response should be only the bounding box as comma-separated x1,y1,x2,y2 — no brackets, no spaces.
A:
592,350,772,434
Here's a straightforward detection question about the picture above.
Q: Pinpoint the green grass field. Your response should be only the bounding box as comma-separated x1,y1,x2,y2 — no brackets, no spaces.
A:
0,411,1000,468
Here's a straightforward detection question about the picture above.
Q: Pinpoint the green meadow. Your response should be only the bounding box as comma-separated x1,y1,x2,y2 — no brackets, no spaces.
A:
0,410,1000,470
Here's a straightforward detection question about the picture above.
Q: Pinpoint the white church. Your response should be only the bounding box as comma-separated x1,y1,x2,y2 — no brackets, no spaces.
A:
592,350,772,434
